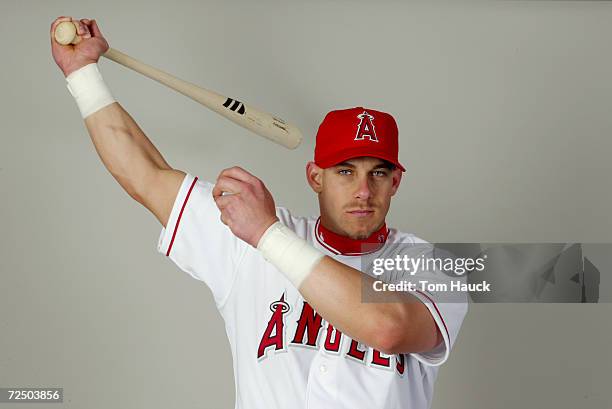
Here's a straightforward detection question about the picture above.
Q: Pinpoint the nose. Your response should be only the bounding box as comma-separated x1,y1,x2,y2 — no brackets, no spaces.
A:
354,175,372,201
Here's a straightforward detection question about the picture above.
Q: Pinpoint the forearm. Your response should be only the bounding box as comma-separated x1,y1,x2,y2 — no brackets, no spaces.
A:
300,256,396,346
83,101,171,197
300,256,436,354
53,18,177,208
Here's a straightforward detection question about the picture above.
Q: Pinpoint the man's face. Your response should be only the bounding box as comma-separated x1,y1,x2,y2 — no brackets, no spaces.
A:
306,157,403,240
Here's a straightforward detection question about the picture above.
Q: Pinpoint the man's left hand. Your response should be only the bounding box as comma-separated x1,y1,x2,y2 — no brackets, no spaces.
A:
212,166,279,247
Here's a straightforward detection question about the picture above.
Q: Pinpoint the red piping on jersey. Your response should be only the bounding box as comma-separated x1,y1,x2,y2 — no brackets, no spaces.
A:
314,217,388,256
165,176,198,257
415,289,450,345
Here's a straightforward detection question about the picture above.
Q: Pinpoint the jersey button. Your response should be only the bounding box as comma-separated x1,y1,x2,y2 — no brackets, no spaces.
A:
319,364,327,373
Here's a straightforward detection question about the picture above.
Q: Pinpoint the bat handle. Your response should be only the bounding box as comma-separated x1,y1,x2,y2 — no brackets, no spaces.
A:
54,21,82,45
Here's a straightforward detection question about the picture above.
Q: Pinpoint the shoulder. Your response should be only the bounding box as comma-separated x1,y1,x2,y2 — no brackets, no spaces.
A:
383,228,435,258
275,206,316,239
387,227,429,245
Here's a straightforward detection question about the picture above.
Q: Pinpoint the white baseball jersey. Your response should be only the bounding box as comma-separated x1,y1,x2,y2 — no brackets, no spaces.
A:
157,173,468,409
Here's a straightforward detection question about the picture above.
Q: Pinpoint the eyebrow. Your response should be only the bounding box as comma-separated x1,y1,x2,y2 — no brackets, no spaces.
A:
335,161,392,170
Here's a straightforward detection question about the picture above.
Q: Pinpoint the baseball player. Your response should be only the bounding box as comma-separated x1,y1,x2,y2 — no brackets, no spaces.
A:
51,16,468,409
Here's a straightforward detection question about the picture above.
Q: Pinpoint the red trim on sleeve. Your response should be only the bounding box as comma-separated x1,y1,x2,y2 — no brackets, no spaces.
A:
165,176,198,257
415,289,450,344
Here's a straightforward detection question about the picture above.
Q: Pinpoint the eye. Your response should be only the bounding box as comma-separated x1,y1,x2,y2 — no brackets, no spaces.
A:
372,170,388,177
338,169,352,175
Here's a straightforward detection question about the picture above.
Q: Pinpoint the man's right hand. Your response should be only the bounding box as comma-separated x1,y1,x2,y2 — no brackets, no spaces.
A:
50,16,109,77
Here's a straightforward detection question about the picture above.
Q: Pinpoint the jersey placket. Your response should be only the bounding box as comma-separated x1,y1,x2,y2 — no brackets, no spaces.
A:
305,347,339,408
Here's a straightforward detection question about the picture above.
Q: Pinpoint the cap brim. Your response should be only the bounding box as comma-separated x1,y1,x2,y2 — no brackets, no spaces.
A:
316,150,406,172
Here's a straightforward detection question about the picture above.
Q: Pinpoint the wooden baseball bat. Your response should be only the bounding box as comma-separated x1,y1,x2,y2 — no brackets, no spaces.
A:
54,21,302,149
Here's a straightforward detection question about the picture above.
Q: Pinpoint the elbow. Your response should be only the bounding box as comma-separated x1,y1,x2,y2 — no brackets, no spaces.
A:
371,310,442,355
109,170,143,203
126,187,145,205
111,166,161,206
371,317,407,355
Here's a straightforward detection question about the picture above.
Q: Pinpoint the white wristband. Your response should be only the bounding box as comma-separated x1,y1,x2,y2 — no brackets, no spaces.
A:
257,222,325,288
66,63,116,118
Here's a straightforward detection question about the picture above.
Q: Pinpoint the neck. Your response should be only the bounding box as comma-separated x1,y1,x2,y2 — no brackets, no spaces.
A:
315,217,388,256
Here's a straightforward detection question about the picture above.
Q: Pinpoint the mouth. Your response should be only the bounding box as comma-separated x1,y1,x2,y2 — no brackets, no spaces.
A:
346,209,375,218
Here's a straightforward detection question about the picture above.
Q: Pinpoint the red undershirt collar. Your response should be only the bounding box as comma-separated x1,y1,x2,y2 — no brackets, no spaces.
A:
314,217,389,256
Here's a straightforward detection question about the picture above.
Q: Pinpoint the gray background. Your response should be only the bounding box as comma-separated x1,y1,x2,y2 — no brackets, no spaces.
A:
1,0,611,408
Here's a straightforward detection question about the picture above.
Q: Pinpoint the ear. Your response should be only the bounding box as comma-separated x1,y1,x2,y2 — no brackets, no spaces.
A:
306,161,324,194
390,168,403,196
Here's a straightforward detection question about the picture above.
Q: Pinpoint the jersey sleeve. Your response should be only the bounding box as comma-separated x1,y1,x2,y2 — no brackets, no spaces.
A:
383,243,469,367
409,284,468,367
156,173,249,308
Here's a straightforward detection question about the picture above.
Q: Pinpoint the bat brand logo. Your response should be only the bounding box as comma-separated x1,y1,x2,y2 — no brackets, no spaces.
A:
354,111,379,142
272,122,289,133
223,98,246,115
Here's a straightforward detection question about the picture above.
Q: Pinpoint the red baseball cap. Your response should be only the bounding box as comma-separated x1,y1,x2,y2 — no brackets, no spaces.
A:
314,107,406,172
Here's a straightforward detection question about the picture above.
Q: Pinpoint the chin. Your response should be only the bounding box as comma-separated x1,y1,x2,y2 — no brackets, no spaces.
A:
337,211,383,239
351,232,370,240
347,221,378,240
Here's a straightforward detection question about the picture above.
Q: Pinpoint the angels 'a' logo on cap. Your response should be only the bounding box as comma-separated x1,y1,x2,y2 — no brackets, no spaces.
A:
354,111,379,142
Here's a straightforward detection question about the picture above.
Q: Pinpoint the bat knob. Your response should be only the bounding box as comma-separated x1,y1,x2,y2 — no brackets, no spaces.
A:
54,21,80,45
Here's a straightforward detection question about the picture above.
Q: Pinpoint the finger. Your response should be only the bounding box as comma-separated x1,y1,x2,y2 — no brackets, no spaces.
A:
72,19,91,38
219,212,231,227
212,177,243,198
212,176,246,198
90,19,104,38
219,166,260,185
213,194,234,210
79,19,93,38
72,19,84,35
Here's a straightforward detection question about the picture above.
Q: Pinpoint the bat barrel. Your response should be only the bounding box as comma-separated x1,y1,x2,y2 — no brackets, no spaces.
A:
104,48,302,149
